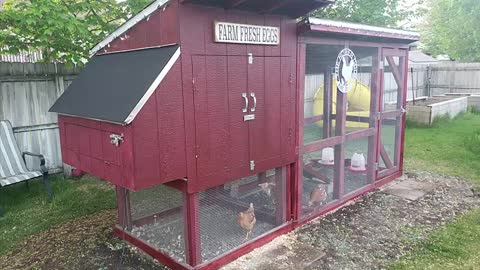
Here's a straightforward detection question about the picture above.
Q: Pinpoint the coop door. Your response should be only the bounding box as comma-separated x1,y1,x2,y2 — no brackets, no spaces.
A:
192,55,294,188
248,56,294,173
192,55,251,184
377,49,407,179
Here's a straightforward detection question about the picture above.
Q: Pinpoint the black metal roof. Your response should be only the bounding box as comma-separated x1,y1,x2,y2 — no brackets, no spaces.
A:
50,44,180,125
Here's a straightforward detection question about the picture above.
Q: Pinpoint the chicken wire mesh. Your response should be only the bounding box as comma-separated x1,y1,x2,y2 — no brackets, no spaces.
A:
301,148,336,219
300,139,372,220
196,168,287,262
126,185,186,263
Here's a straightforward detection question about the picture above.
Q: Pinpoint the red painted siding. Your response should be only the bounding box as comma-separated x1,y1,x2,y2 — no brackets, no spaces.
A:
58,115,135,189
178,3,298,192
130,60,187,190
100,0,180,54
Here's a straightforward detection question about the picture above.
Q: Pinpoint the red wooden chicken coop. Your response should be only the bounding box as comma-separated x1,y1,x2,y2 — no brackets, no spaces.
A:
50,0,419,269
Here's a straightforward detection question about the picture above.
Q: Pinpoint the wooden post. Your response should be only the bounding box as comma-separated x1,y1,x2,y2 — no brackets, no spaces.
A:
115,186,132,230
323,66,333,139
275,167,287,225
184,192,201,266
367,50,380,184
394,56,405,166
333,90,347,200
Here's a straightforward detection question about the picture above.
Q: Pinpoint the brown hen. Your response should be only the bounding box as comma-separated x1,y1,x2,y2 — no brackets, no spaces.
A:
308,185,327,207
237,203,256,240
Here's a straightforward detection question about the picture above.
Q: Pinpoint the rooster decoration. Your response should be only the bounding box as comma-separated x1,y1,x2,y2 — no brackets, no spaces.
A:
335,48,357,93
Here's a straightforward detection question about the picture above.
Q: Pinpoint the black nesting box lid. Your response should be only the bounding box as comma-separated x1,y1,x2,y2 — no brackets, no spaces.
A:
49,44,180,125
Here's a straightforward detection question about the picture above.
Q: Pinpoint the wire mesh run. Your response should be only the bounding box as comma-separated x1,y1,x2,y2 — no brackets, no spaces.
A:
345,137,371,194
126,185,186,263
301,149,336,219
197,168,287,262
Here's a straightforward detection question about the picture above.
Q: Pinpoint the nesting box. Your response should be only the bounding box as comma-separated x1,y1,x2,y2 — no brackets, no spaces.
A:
50,0,418,269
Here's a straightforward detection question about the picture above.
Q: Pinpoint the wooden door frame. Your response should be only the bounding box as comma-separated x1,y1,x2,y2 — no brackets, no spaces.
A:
295,39,395,222
377,48,408,180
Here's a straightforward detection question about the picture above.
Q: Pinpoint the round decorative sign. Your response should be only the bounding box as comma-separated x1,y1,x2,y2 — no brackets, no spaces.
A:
335,48,358,93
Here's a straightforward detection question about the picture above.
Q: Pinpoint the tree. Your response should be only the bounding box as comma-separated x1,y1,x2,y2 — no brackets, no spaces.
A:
312,0,417,28
0,0,152,65
422,0,480,61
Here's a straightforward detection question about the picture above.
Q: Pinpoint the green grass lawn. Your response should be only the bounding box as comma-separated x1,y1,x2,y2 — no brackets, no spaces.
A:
390,110,480,269
0,174,116,255
404,111,480,184
391,210,480,270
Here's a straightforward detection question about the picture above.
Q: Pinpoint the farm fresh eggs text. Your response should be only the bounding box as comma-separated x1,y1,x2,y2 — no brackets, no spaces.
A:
214,22,280,45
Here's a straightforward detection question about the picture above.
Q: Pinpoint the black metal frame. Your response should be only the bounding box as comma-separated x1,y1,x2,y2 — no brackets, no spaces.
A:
22,151,53,198
0,151,53,217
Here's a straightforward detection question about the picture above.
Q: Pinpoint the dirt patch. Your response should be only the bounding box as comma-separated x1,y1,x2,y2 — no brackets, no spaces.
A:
2,171,479,270
223,171,480,270
0,210,166,270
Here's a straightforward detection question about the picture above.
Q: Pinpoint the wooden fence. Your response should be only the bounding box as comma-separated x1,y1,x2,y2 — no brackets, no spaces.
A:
1,61,479,171
0,62,80,171
408,62,480,101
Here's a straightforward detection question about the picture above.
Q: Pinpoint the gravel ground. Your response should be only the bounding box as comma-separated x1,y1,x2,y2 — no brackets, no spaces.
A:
224,171,480,270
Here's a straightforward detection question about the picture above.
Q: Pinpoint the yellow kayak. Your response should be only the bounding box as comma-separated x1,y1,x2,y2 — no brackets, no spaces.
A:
313,79,371,128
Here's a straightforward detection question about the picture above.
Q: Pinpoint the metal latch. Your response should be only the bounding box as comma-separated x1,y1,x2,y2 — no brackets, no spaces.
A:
110,133,124,147
401,107,407,113
248,53,253,64
250,160,255,171
244,114,255,121
376,112,382,120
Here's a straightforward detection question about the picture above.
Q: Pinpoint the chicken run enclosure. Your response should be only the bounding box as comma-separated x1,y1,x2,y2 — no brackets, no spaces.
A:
49,0,418,269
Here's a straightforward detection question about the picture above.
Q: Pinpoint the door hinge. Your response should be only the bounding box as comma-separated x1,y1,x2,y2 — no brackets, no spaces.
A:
192,77,196,92
374,162,379,171
376,112,382,120
250,160,255,171
289,73,293,85
248,53,253,64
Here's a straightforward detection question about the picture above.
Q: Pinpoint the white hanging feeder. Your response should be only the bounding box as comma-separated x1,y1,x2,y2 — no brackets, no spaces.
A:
318,147,334,166
350,152,366,172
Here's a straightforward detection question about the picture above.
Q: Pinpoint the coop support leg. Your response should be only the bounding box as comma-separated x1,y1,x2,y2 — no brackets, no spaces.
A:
275,167,287,225
184,192,200,266
116,186,132,231
293,159,302,221
333,91,347,200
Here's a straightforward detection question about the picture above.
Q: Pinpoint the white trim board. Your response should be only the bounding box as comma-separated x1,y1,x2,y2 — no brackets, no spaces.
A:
307,17,420,40
124,46,181,124
89,0,171,57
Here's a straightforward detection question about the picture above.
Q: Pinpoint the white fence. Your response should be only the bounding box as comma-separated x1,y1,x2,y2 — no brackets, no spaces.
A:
0,62,80,171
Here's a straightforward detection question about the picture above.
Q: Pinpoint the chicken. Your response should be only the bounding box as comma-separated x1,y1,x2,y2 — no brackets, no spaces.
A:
308,185,328,207
258,182,276,197
237,203,256,240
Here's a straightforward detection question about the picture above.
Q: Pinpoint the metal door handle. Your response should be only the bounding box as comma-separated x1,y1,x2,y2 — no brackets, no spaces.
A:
250,93,256,112
242,93,248,113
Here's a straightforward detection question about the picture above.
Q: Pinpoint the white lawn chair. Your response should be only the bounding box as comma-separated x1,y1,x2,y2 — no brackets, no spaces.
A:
0,120,52,216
